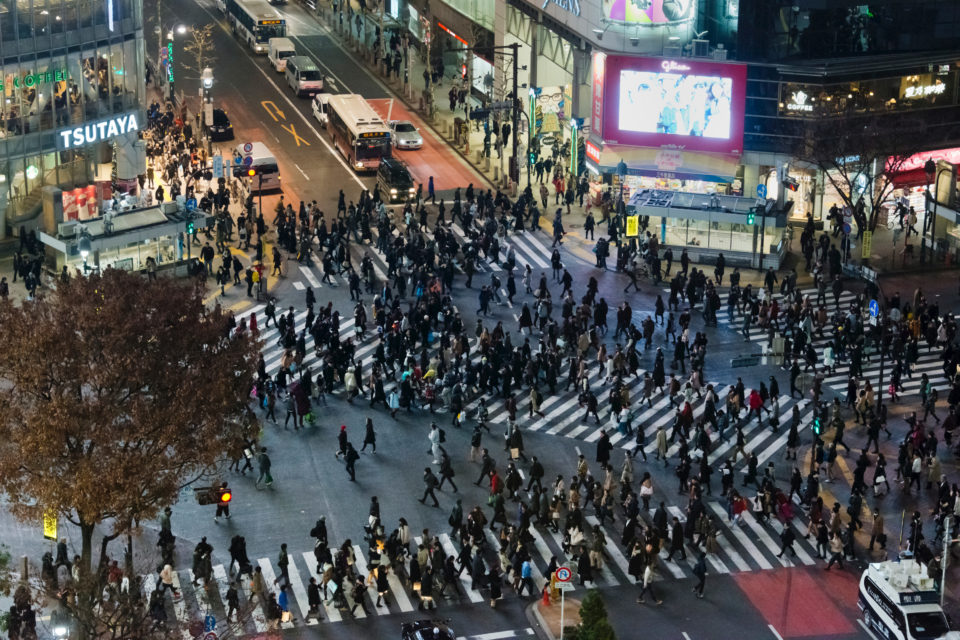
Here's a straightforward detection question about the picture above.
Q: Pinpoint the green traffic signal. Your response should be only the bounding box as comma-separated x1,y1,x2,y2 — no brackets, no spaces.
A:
813,417,821,435
747,212,755,225
186,221,195,234
529,152,536,165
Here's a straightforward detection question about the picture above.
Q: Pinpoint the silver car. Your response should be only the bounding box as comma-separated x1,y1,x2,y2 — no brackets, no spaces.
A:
389,120,423,150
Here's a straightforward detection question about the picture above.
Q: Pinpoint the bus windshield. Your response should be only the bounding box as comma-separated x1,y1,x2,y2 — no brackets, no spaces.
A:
255,23,285,42
356,138,390,160
907,612,950,639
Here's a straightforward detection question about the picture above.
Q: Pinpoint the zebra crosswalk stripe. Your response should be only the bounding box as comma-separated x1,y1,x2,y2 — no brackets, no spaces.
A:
707,502,773,571
256,559,296,627
301,551,342,622
437,533,484,603
286,557,317,625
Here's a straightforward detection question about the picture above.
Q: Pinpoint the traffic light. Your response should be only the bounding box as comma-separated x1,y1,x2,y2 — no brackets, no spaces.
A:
812,415,821,435
247,168,256,177
218,486,232,505
529,151,536,165
746,210,756,225
194,483,231,505
186,220,195,234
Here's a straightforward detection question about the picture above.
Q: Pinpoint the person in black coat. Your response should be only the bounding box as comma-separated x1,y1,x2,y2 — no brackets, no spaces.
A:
596,431,613,466
306,577,323,621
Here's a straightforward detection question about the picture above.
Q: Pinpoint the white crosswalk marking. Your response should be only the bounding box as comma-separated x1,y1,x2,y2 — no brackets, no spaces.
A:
352,545,386,615
301,552,342,622
285,558,317,625
438,534,484,603
708,503,773,570
256,559,295,628
299,265,322,289
169,571,193,640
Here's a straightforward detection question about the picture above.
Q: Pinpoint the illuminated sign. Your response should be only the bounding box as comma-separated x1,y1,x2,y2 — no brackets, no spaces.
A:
360,132,388,138
0,68,69,92
585,140,601,164
601,55,746,155
437,22,467,46
260,19,284,24
167,42,174,83
542,0,581,17
592,52,606,138
904,84,946,99
661,60,690,73
57,112,140,150
786,90,813,112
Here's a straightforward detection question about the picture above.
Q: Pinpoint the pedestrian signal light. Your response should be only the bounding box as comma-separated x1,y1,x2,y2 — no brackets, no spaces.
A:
218,488,232,504
186,220,195,234
747,211,755,225
813,416,821,435
529,151,536,165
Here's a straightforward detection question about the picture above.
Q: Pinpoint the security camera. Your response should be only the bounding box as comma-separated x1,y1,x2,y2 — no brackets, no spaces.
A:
630,37,640,46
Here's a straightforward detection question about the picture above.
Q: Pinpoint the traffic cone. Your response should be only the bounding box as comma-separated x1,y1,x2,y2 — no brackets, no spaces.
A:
541,584,551,607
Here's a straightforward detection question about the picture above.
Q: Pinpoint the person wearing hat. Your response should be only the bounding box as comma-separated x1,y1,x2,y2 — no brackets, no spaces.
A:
335,425,348,459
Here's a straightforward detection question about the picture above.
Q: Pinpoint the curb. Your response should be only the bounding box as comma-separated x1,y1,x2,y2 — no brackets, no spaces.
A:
526,601,555,640
312,14,498,192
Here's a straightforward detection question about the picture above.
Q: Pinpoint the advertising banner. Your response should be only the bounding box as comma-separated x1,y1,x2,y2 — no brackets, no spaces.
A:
592,52,606,140
600,56,746,155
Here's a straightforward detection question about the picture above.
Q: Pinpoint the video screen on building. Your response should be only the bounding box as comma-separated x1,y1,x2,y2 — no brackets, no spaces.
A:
598,56,746,155
618,70,732,139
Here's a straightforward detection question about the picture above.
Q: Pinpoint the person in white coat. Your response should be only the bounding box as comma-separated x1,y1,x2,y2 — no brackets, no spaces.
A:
428,422,442,464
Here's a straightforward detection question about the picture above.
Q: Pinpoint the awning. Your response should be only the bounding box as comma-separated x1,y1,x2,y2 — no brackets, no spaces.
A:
587,143,740,183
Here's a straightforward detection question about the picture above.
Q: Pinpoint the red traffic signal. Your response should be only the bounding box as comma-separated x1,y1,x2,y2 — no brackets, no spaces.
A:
247,168,256,177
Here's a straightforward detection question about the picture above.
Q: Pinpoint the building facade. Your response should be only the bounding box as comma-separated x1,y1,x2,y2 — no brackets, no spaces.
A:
0,0,146,236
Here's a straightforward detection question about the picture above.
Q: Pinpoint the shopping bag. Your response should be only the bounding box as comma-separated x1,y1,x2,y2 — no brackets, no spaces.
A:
510,448,520,460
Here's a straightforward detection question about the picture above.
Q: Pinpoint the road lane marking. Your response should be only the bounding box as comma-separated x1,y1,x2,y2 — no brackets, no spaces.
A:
280,122,310,146
294,163,309,179
187,0,366,190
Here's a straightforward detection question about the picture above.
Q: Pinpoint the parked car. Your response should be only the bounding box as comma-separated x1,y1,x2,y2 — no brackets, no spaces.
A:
206,108,234,141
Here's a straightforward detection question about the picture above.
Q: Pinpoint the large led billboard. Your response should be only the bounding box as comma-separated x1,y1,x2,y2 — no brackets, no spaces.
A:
598,56,746,155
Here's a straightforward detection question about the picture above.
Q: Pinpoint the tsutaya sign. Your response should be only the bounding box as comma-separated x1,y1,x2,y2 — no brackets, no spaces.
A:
57,111,140,151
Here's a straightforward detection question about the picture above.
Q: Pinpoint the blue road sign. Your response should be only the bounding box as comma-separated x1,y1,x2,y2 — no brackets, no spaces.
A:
869,299,879,318
212,155,224,179
204,615,216,632
242,155,253,167
756,184,767,198
185,197,197,212
233,155,242,166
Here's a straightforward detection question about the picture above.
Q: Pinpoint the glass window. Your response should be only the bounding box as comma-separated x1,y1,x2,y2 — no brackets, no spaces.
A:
664,217,687,246
731,222,753,252
710,221,731,251
688,219,709,248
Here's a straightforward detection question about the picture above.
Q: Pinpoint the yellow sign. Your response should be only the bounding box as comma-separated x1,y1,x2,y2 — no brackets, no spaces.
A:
861,230,873,259
43,513,57,541
626,215,639,237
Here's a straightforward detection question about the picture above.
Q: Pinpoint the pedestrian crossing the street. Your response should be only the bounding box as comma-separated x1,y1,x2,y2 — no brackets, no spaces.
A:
146,489,828,633
664,284,953,397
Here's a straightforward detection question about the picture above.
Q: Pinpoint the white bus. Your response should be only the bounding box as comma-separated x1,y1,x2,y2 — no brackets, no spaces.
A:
326,94,392,172
226,0,286,54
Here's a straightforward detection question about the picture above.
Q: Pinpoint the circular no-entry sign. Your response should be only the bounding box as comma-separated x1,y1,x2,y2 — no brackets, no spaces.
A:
555,567,572,582
242,142,253,154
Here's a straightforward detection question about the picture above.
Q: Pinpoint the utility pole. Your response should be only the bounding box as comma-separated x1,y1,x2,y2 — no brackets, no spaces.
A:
511,41,519,189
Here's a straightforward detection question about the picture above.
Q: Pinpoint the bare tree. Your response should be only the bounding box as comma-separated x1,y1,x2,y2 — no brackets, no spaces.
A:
183,24,218,76
794,112,925,231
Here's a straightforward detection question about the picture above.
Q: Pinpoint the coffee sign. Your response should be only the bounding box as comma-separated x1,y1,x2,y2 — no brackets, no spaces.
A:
0,68,69,92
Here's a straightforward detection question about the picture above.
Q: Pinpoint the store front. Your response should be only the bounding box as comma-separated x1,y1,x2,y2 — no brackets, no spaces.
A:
39,200,211,274
0,24,145,235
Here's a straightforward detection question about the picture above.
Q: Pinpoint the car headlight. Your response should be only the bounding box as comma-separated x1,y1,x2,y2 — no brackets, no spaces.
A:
390,188,397,193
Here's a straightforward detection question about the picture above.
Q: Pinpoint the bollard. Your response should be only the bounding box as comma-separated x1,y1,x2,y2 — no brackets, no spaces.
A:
492,165,498,180
476,150,483,163
20,555,28,580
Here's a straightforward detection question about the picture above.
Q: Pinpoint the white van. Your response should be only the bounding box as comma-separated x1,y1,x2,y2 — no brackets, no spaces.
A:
268,38,296,72
235,142,281,192
859,560,957,640
311,93,332,128
284,56,323,98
